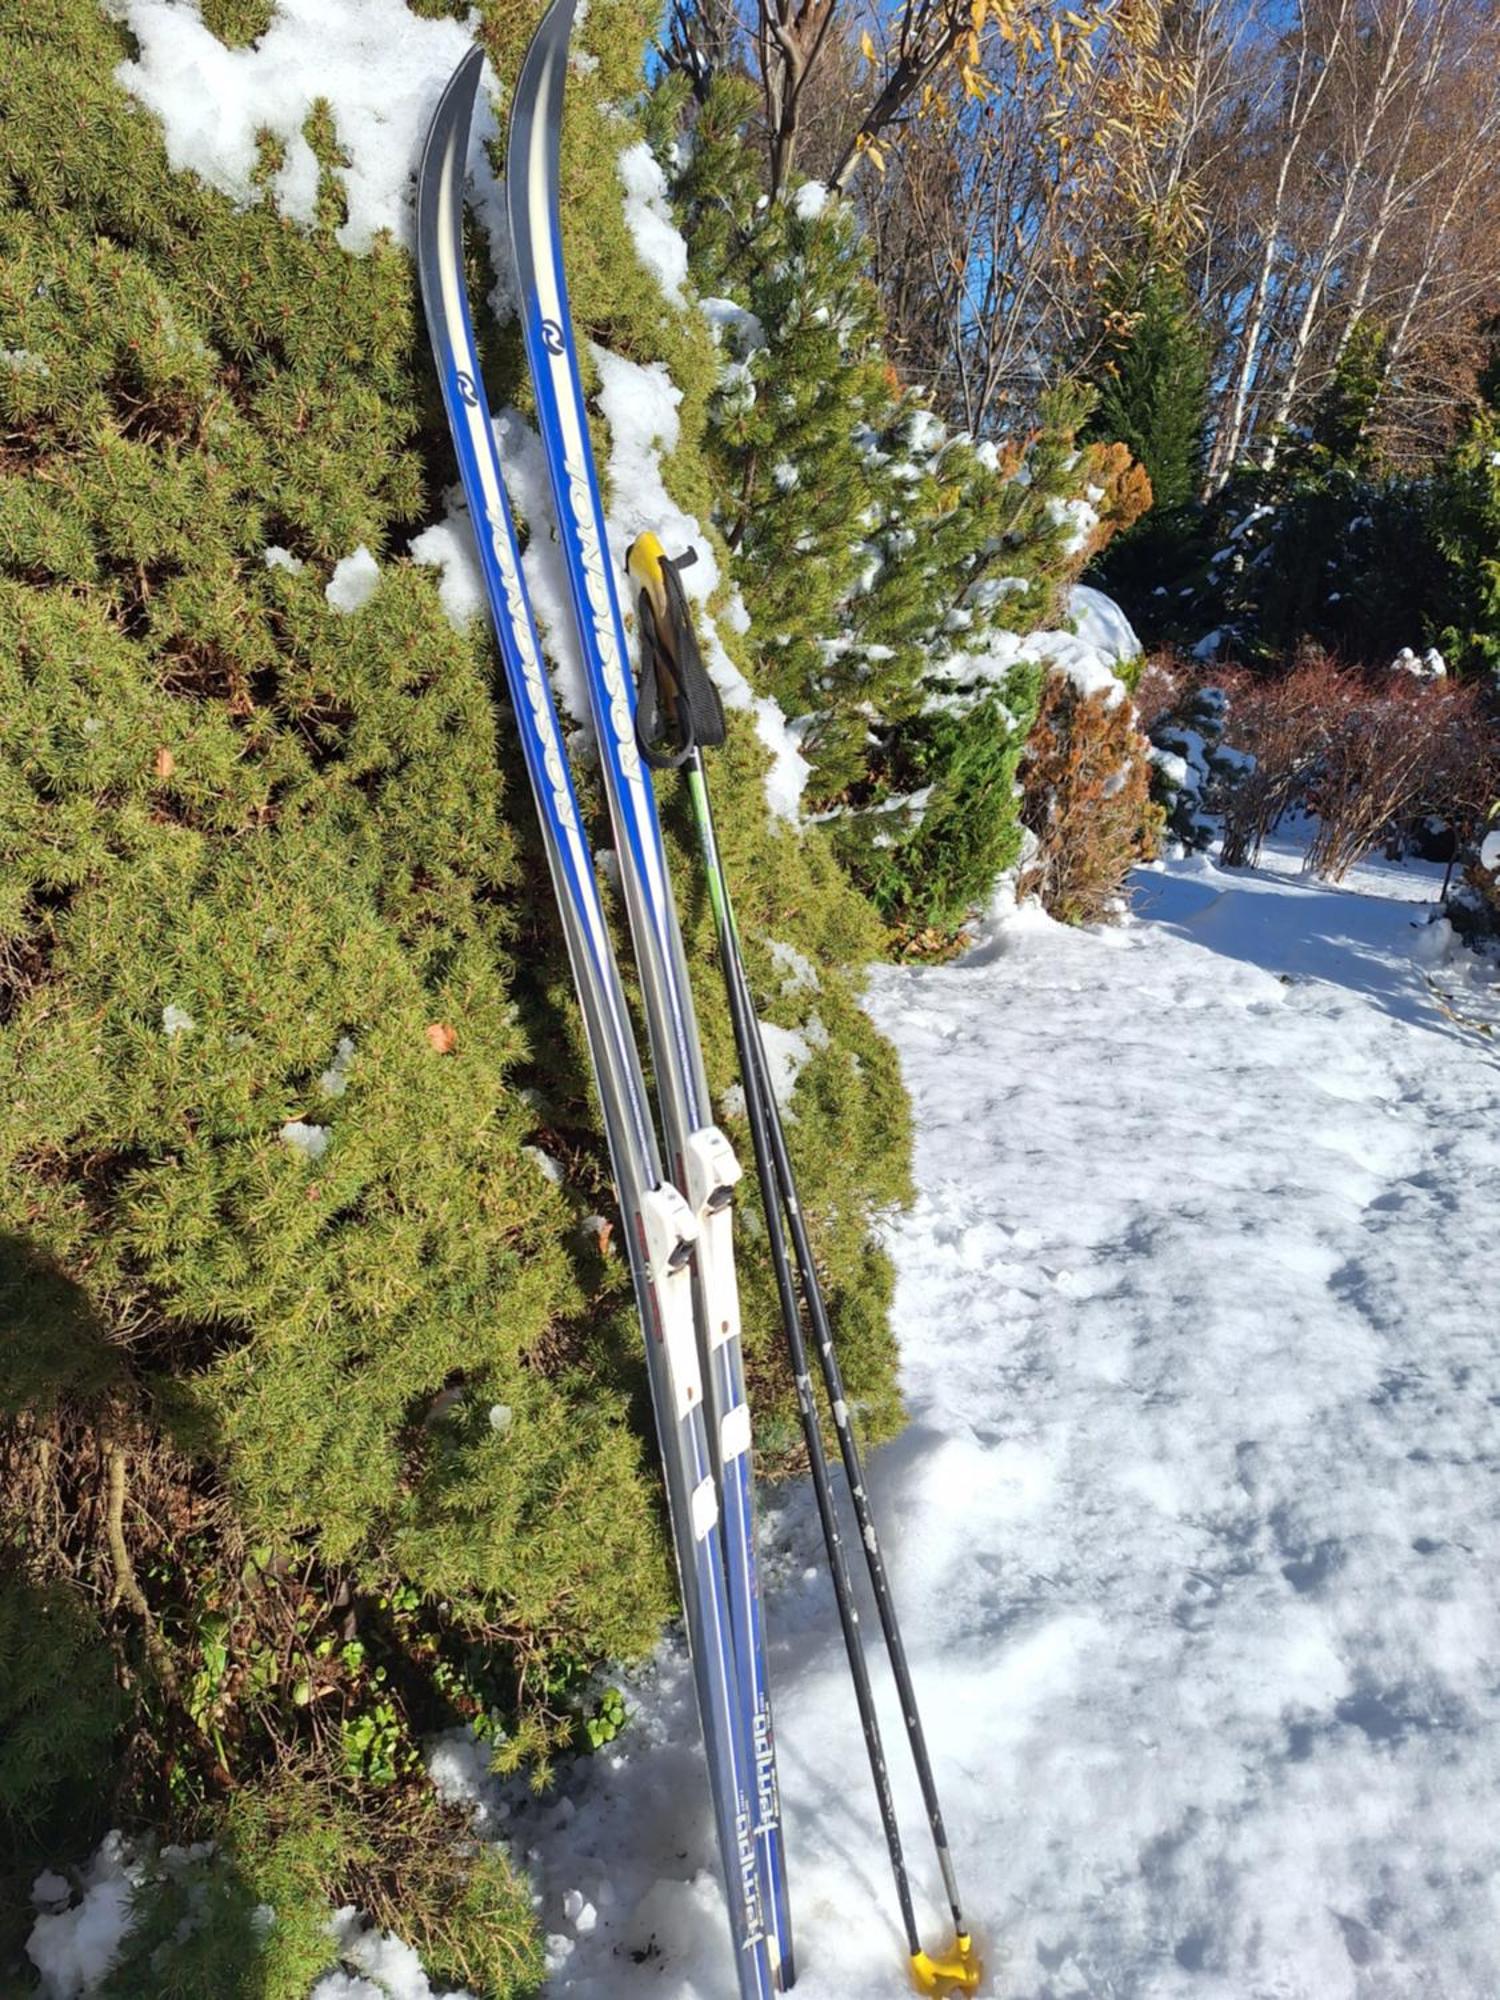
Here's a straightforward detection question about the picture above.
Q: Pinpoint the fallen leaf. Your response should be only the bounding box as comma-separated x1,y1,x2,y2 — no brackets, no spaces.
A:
155,746,176,780
425,1022,457,1054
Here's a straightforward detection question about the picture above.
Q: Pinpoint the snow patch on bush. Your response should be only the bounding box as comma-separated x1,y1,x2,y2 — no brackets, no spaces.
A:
280,1119,331,1162
617,142,688,306
409,516,485,630
113,0,475,255
326,546,380,614
939,582,1138,712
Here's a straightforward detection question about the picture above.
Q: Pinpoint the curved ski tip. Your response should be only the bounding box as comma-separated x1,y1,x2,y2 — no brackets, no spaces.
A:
418,44,486,209
517,0,581,86
440,43,487,124
537,0,581,41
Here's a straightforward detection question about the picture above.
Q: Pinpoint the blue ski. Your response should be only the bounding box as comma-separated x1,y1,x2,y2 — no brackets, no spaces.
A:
503,2,794,1985
416,52,775,2000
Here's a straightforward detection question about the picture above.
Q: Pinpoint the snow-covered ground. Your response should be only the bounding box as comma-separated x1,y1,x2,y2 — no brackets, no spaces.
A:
440,844,1500,2000
29,848,1500,1997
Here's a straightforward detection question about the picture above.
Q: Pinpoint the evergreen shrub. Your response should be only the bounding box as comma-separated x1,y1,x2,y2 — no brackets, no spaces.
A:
1018,675,1161,924
649,72,1149,931
0,0,912,1984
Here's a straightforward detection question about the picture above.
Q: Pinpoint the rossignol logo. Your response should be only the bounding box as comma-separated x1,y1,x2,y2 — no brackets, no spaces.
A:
736,1803,763,1936
754,1709,777,1824
455,369,479,408
541,318,566,355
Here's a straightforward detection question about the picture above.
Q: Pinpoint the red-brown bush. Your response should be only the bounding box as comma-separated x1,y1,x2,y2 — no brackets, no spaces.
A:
1184,655,1499,880
1019,672,1162,923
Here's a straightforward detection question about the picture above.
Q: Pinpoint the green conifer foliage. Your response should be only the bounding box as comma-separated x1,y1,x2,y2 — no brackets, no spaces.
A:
650,76,1122,930
1432,403,1500,677
1084,259,1208,515
1,4,914,1982
1308,320,1388,475
0,0,662,1663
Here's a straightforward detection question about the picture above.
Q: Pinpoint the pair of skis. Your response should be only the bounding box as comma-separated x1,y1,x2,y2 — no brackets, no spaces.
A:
417,6,977,1993
417,12,786,1995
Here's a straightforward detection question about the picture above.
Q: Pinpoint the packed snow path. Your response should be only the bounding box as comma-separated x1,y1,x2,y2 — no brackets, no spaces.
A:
441,845,1500,2000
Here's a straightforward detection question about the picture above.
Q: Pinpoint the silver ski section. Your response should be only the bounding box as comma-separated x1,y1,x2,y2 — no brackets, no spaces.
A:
415,55,771,2000
503,6,791,1983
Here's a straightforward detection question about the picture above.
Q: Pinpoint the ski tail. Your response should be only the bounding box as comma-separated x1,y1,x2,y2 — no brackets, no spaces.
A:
504,5,793,1987
417,56,774,2000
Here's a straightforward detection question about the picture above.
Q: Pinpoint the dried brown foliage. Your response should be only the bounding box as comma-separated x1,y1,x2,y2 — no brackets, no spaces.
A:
1304,673,1500,881
1080,440,1154,560
1019,672,1161,924
1211,658,1348,868
1200,657,1499,879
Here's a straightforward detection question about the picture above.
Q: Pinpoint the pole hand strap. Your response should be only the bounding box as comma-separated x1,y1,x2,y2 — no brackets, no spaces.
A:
627,538,728,770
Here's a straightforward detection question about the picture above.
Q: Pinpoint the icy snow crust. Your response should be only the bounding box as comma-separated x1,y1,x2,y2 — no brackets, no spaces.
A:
434,845,1500,1999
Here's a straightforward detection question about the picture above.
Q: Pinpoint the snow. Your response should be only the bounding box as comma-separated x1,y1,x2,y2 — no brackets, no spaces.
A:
618,142,689,306
310,1910,475,2000
26,1835,216,1998
1480,828,1500,873
325,546,380,614
408,517,485,629
792,181,830,221
764,1016,824,1112
1067,582,1142,669
318,1035,356,1097
1046,493,1100,557
113,0,475,255
699,298,767,356
280,1119,331,1162
25,1834,137,1998
1392,646,1447,681
443,840,1500,1999
161,1003,196,1039
264,545,305,574
768,939,819,995
927,583,1140,715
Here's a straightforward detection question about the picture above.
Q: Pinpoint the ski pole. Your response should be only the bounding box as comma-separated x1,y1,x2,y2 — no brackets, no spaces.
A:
627,533,981,1995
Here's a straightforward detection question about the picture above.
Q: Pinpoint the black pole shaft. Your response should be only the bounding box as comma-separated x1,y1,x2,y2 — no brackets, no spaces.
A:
688,757,924,1959
690,756,968,1939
